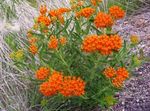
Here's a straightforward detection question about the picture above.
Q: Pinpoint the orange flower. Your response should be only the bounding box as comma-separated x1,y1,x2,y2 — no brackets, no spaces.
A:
37,15,51,26
58,15,65,24
29,44,38,55
71,4,78,10
112,76,124,88
33,23,39,30
60,76,85,97
109,6,125,20
103,67,116,78
49,10,60,17
39,81,57,96
77,7,95,18
75,12,81,18
29,37,38,44
27,32,32,38
77,1,84,6
49,9,66,24
116,67,129,80
35,67,50,80
48,35,58,49
91,0,102,6
60,37,67,45
48,71,63,91
40,5,47,15
97,35,114,55
43,29,48,33
81,35,99,53
58,8,71,14
94,12,113,28
111,67,129,88
110,35,122,51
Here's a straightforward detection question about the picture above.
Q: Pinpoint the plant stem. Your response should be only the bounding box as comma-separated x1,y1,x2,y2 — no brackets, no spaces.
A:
56,50,72,75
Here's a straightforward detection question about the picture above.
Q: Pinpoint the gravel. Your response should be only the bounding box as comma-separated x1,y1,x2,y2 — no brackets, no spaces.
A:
112,7,150,111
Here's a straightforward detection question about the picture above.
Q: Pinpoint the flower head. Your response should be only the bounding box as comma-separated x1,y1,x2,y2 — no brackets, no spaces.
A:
110,34,122,51
116,67,129,80
59,37,67,45
60,76,85,97
109,6,125,20
35,67,50,80
39,81,57,96
77,7,95,18
48,71,63,91
15,50,24,60
29,37,38,44
112,76,124,88
97,35,114,55
58,8,71,14
103,67,116,78
49,10,60,17
94,12,113,28
37,15,51,26
29,44,38,55
90,0,102,6
48,35,58,49
40,5,47,15
130,35,140,45
81,35,99,53
27,32,32,38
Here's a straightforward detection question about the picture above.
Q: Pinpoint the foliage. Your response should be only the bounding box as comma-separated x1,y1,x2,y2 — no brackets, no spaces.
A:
5,0,146,111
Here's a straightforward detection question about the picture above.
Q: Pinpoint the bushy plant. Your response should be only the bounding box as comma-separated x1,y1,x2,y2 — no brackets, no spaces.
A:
5,0,144,110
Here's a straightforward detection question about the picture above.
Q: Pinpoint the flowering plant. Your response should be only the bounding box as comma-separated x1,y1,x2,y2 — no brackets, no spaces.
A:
5,0,144,110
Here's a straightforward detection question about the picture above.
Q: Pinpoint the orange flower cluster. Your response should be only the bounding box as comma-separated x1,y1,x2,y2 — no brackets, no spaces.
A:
48,35,68,49
110,34,122,51
103,67,129,88
27,32,32,38
35,67,50,80
29,37,38,44
37,15,51,26
71,1,84,10
81,34,122,55
76,7,95,18
109,6,125,20
48,71,63,91
58,8,71,14
81,35,99,53
97,35,114,55
48,35,58,49
39,71,63,96
49,7,70,24
116,67,129,80
59,37,67,45
49,8,70,17
94,12,113,28
39,70,85,97
90,0,102,6
103,67,116,78
40,5,47,15
29,44,38,55
60,76,85,96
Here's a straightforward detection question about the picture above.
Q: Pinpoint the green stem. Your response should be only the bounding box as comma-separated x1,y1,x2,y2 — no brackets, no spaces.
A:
56,50,72,75
91,85,112,98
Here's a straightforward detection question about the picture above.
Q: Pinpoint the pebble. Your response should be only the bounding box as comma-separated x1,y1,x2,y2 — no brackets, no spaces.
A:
112,7,150,111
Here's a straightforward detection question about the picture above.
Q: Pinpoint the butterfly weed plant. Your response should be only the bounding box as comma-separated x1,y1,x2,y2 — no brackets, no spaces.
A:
5,0,145,110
